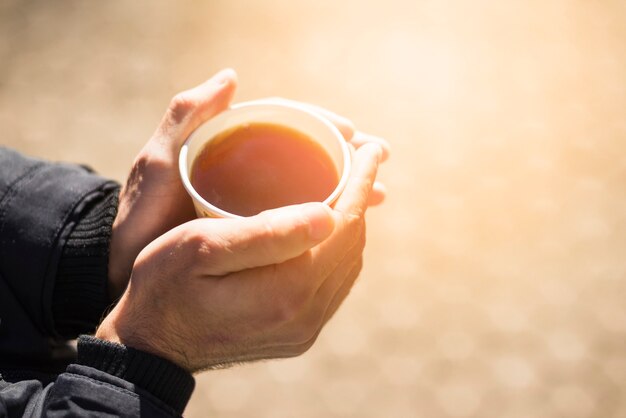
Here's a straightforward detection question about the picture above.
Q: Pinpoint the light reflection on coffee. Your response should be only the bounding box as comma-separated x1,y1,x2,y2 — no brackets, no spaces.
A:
190,122,339,217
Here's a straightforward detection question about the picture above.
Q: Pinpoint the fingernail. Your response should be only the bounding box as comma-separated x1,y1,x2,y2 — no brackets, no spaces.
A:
212,68,237,85
340,117,356,138
365,143,384,162
302,203,335,241
354,132,390,162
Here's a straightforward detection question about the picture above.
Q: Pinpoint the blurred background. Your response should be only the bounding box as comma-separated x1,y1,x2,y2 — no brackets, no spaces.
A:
2,0,626,417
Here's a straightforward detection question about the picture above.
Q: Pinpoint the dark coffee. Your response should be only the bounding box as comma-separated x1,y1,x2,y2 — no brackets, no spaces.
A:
190,122,339,216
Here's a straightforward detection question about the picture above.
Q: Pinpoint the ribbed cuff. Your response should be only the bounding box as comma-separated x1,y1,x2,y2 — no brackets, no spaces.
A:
76,335,195,414
52,185,120,338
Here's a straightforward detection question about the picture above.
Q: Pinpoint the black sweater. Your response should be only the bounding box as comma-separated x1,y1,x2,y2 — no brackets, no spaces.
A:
0,147,194,417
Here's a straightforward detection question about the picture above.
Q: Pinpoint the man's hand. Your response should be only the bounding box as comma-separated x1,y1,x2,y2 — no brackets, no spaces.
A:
107,69,389,300
96,140,382,372
107,69,238,299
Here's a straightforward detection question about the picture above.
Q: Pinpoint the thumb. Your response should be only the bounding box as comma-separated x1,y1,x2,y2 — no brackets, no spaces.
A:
154,68,238,156
191,202,335,276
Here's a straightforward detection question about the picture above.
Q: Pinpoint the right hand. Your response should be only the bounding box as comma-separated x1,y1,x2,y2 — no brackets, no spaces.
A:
95,142,382,372
106,70,389,301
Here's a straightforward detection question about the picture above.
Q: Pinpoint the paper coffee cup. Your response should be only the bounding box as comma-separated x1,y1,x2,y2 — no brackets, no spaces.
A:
179,99,352,218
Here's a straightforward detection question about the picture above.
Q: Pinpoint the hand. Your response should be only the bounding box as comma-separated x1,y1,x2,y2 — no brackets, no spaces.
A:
107,70,389,301
262,97,389,206
107,69,238,299
96,142,384,372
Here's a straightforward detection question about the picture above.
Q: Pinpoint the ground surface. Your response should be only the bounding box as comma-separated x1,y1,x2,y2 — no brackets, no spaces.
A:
2,1,626,417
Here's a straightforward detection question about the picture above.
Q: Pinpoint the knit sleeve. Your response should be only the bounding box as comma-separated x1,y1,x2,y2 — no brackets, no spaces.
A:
74,335,195,414
52,185,120,338
0,147,120,351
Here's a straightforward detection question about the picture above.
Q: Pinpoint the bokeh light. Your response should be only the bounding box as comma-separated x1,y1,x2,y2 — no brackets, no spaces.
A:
2,0,626,417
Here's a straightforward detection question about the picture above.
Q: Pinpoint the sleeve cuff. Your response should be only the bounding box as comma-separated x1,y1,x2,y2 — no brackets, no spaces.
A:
76,335,195,414
52,185,120,338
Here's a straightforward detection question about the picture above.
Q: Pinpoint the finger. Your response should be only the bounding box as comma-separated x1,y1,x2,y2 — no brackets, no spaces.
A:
230,254,364,354
309,231,364,321
368,182,387,206
265,144,378,290
287,145,375,282
155,68,238,155
334,143,382,217
306,106,355,141
350,132,390,163
191,202,335,275
244,256,359,356
312,226,364,306
261,98,355,141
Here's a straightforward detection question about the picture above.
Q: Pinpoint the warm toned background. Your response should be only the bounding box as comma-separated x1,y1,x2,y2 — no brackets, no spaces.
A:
2,1,626,417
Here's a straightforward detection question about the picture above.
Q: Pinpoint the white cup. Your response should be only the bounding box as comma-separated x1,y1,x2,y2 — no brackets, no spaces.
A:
179,99,352,218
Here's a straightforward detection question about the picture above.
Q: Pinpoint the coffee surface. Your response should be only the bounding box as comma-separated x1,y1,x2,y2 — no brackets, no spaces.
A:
191,122,339,216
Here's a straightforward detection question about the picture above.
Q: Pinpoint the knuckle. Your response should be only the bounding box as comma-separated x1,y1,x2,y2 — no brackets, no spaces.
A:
123,153,154,199
255,208,311,256
288,313,323,346
124,156,146,192
339,119,356,140
284,211,313,242
288,331,320,357
285,322,317,346
182,228,209,255
271,299,299,325
344,214,365,247
271,293,322,346
345,213,363,231
168,92,197,123
121,150,173,203
269,291,308,326
356,229,367,253
128,152,150,181
248,217,278,261
142,150,171,170
256,211,309,258
132,146,172,175
182,230,224,273
355,255,364,273
258,216,278,242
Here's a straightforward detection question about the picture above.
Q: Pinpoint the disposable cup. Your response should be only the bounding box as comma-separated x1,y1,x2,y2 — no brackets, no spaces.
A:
179,99,351,218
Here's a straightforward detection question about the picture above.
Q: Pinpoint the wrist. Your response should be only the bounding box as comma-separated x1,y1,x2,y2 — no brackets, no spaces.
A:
76,335,195,413
96,294,194,372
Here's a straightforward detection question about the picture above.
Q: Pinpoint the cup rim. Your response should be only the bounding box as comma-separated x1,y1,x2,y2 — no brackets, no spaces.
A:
179,99,352,218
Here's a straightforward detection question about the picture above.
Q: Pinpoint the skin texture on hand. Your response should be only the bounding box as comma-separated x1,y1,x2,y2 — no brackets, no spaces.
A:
96,142,382,372
106,70,389,300
100,68,390,371
107,70,238,299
